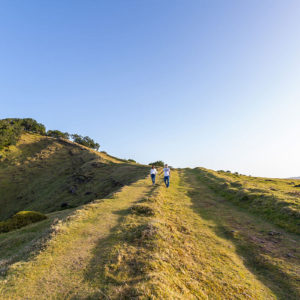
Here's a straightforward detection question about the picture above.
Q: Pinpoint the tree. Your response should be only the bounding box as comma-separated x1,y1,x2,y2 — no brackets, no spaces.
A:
0,119,22,150
71,134,100,151
47,130,69,139
21,118,46,135
0,118,46,150
148,160,164,167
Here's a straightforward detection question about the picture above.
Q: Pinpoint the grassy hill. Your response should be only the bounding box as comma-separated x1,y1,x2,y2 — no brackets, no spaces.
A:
192,168,300,234
0,126,299,299
0,133,147,220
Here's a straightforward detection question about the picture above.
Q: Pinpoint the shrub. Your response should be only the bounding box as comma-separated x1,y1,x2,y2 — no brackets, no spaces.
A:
148,160,164,167
0,118,101,153
0,119,23,149
128,159,136,163
0,118,46,150
0,211,47,233
47,130,70,139
21,118,46,135
71,134,100,151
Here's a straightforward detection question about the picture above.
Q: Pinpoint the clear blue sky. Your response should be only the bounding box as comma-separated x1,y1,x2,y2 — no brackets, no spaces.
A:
1,0,299,178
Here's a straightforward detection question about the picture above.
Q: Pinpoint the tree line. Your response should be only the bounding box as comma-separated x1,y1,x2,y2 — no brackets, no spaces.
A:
0,118,100,151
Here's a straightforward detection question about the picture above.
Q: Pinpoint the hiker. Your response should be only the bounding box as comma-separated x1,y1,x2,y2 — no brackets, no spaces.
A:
163,164,170,188
150,165,157,185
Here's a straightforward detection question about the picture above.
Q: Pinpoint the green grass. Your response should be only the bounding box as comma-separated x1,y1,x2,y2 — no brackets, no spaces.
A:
184,168,300,299
193,168,300,234
0,211,47,233
0,133,148,220
0,132,299,299
0,177,152,299
0,209,74,277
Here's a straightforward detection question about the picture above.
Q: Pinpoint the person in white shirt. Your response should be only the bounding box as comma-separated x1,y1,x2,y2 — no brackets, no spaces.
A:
163,164,170,188
150,165,157,185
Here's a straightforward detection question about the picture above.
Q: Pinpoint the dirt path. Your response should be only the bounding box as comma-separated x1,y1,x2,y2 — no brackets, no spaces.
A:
183,168,300,300
0,176,152,299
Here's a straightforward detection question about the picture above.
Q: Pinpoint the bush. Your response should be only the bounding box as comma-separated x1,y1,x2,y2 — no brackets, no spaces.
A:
0,211,47,233
47,130,70,139
0,119,23,150
128,159,136,163
148,160,164,167
0,118,46,150
71,134,100,150
21,118,46,135
0,118,101,153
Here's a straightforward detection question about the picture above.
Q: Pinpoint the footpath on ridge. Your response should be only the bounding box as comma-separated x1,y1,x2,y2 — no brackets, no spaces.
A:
1,170,299,299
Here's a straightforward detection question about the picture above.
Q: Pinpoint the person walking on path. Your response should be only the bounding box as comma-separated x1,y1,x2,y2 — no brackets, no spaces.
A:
163,164,171,188
150,165,157,185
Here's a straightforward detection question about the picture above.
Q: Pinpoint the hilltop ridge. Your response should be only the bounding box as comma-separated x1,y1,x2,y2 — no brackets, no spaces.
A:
0,118,299,299
0,131,147,221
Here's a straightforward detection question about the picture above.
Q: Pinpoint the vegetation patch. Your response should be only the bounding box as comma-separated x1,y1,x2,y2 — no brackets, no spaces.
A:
0,118,100,152
0,211,47,233
131,204,155,216
194,168,300,234
148,160,164,167
0,132,148,220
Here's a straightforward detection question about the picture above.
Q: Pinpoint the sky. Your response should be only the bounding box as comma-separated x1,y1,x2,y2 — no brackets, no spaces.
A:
0,0,299,178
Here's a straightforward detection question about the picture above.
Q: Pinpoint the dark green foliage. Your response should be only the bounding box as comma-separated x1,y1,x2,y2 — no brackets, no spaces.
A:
71,134,100,150
0,211,47,233
128,159,136,163
21,118,46,135
0,118,101,153
0,118,46,150
0,119,23,149
47,130,70,139
148,160,164,167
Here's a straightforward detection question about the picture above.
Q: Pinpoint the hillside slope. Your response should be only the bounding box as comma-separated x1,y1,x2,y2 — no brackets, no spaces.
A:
0,133,147,220
193,168,300,234
0,135,299,299
1,168,299,299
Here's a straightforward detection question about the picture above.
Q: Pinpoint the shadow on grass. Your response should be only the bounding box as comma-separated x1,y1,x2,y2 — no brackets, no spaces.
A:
181,168,300,300
0,136,149,220
82,183,160,299
0,136,150,284
191,168,299,235
0,208,75,277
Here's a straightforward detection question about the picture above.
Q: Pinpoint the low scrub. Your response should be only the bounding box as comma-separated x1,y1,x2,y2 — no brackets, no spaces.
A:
0,211,47,233
148,160,164,167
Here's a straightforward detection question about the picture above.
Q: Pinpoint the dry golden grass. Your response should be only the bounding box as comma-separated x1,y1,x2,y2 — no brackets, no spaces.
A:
193,168,300,234
0,177,152,299
0,133,148,220
0,134,299,299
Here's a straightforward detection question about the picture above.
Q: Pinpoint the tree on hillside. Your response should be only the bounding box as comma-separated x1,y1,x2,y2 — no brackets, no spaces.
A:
21,118,46,135
47,130,70,139
0,118,101,152
71,134,100,151
0,118,46,150
148,160,164,167
0,119,23,150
